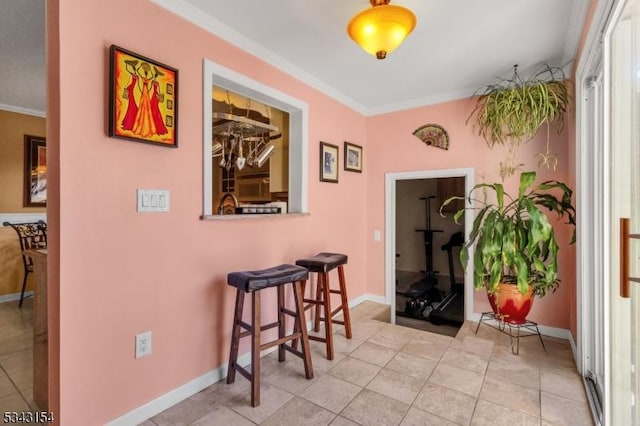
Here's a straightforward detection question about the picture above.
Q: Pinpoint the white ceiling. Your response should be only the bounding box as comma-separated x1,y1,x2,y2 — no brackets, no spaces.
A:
156,0,589,115
0,0,45,116
0,0,588,117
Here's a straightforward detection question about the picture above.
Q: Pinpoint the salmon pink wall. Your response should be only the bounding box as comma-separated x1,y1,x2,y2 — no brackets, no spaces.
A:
53,1,367,424
365,98,575,329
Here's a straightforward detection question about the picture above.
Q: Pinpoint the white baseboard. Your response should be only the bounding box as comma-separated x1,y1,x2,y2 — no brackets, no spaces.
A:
107,295,377,425
0,292,33,303
468,312,571,340
350,293,387,308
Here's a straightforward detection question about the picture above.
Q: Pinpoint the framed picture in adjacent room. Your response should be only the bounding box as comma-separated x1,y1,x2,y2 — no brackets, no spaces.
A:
344,141,363,172
320,141,339,183
24,135,47,207
108,45,178,147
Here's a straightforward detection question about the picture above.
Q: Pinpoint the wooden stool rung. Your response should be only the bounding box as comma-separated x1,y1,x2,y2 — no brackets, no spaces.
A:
308,334,326,343
235,365,252,381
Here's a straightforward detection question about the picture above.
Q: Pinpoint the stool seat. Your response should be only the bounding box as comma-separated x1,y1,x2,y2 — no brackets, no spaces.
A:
295,253,347,273
228,264,309,292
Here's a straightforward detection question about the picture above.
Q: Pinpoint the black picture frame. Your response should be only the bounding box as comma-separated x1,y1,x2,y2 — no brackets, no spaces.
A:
24,135,47,207
108,45,179,148
320,141,339,183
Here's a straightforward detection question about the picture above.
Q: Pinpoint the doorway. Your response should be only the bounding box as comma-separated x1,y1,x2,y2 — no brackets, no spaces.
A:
384,168,474,336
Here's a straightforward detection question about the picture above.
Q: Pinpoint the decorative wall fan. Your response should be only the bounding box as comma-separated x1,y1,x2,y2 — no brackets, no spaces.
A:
412,124,449,150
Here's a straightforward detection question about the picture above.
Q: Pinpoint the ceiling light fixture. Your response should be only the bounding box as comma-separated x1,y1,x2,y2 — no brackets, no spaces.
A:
347,0,417,60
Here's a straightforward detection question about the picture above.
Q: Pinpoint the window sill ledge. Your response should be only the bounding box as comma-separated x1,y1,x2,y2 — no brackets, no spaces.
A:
200,213,310,221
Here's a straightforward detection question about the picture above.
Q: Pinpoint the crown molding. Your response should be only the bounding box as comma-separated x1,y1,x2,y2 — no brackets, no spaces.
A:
367,87,476,116
150,0,368,115
0,103,45,118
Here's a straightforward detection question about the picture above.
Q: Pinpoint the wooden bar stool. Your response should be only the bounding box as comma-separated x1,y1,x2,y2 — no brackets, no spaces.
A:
226,264,314,407
295,253,352,360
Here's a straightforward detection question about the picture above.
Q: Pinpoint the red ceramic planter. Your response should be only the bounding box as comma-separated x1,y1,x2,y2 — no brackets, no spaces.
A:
487,282,535,324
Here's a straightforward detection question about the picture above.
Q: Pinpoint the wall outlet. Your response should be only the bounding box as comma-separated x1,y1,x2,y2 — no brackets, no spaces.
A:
135,331,152,359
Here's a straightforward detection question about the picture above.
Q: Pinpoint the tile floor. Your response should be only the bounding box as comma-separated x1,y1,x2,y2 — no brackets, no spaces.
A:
0,298,36,412
146,302,594,426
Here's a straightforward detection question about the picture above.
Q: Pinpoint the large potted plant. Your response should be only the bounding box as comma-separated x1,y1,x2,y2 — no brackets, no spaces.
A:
468,65,570,179
441,171,576,324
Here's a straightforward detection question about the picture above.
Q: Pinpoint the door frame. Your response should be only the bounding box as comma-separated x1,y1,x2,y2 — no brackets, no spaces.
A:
384,167,475,324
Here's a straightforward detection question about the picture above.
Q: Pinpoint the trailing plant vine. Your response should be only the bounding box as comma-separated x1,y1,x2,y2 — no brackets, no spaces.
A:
468,65,571,179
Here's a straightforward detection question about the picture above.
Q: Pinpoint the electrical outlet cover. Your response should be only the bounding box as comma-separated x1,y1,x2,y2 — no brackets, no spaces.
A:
135,331,152,359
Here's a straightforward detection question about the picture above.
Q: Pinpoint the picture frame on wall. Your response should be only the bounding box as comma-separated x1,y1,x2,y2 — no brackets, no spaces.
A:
319,141,339,183
344,141,363,173
108,45,178,148
24,135,47,207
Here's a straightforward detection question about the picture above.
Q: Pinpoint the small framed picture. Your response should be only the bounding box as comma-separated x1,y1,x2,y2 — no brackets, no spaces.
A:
108,45,178,147
320,141,339,183
23,135,47,207
344,141,363,173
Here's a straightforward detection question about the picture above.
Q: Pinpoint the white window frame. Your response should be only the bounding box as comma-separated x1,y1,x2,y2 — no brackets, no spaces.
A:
202,59,308,216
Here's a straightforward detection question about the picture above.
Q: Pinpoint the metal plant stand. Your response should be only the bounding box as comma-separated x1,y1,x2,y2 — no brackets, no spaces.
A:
475,312,546,355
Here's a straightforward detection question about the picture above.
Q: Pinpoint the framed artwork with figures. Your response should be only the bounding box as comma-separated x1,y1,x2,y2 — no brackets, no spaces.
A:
320,142,339,183
108,45,178,147
344,141,363,172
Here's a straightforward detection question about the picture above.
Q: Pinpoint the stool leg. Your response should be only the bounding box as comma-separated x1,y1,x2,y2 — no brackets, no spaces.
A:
313,274,322,332
227,289,245,384
277,284,286,362
251,290,261,407
322,272,334,360
293,280,314,379
338,265,352,339
290,280,306,352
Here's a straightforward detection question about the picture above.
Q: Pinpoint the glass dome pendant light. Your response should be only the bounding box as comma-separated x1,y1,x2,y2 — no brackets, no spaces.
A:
347,0,417,60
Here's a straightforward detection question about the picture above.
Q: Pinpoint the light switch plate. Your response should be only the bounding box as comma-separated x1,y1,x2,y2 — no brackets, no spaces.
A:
137,189,170,213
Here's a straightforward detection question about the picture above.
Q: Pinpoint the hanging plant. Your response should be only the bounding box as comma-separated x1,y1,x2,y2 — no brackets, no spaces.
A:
468,64,571,179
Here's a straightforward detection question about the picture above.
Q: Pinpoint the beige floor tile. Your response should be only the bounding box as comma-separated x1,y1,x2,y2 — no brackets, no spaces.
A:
478,375,540,418
299,374,361,413
401,339,449,362
399,406,458,425
330,334,364,356
365,368,426,405
471,399,539,426
0,373,17,399
449,334,495,357
541,370,587,402
328,356,381,387
541,391,594,425
261,353,317,394
440,347,489,375
490,344,541,368
339,320,384,341
413,382,477,425
191,403,255,425
262,397,336,426
486,356,540,390
428,363,484,397
0,350,32,374
341,389,409,426
9,368,31,391
349,342,397,367
409,328,456,346
152,392,218,426
0,392,33,412
385,351,437,380
367,328,411,351
330,416,359,425
226,382,295,424
191,377,250,405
